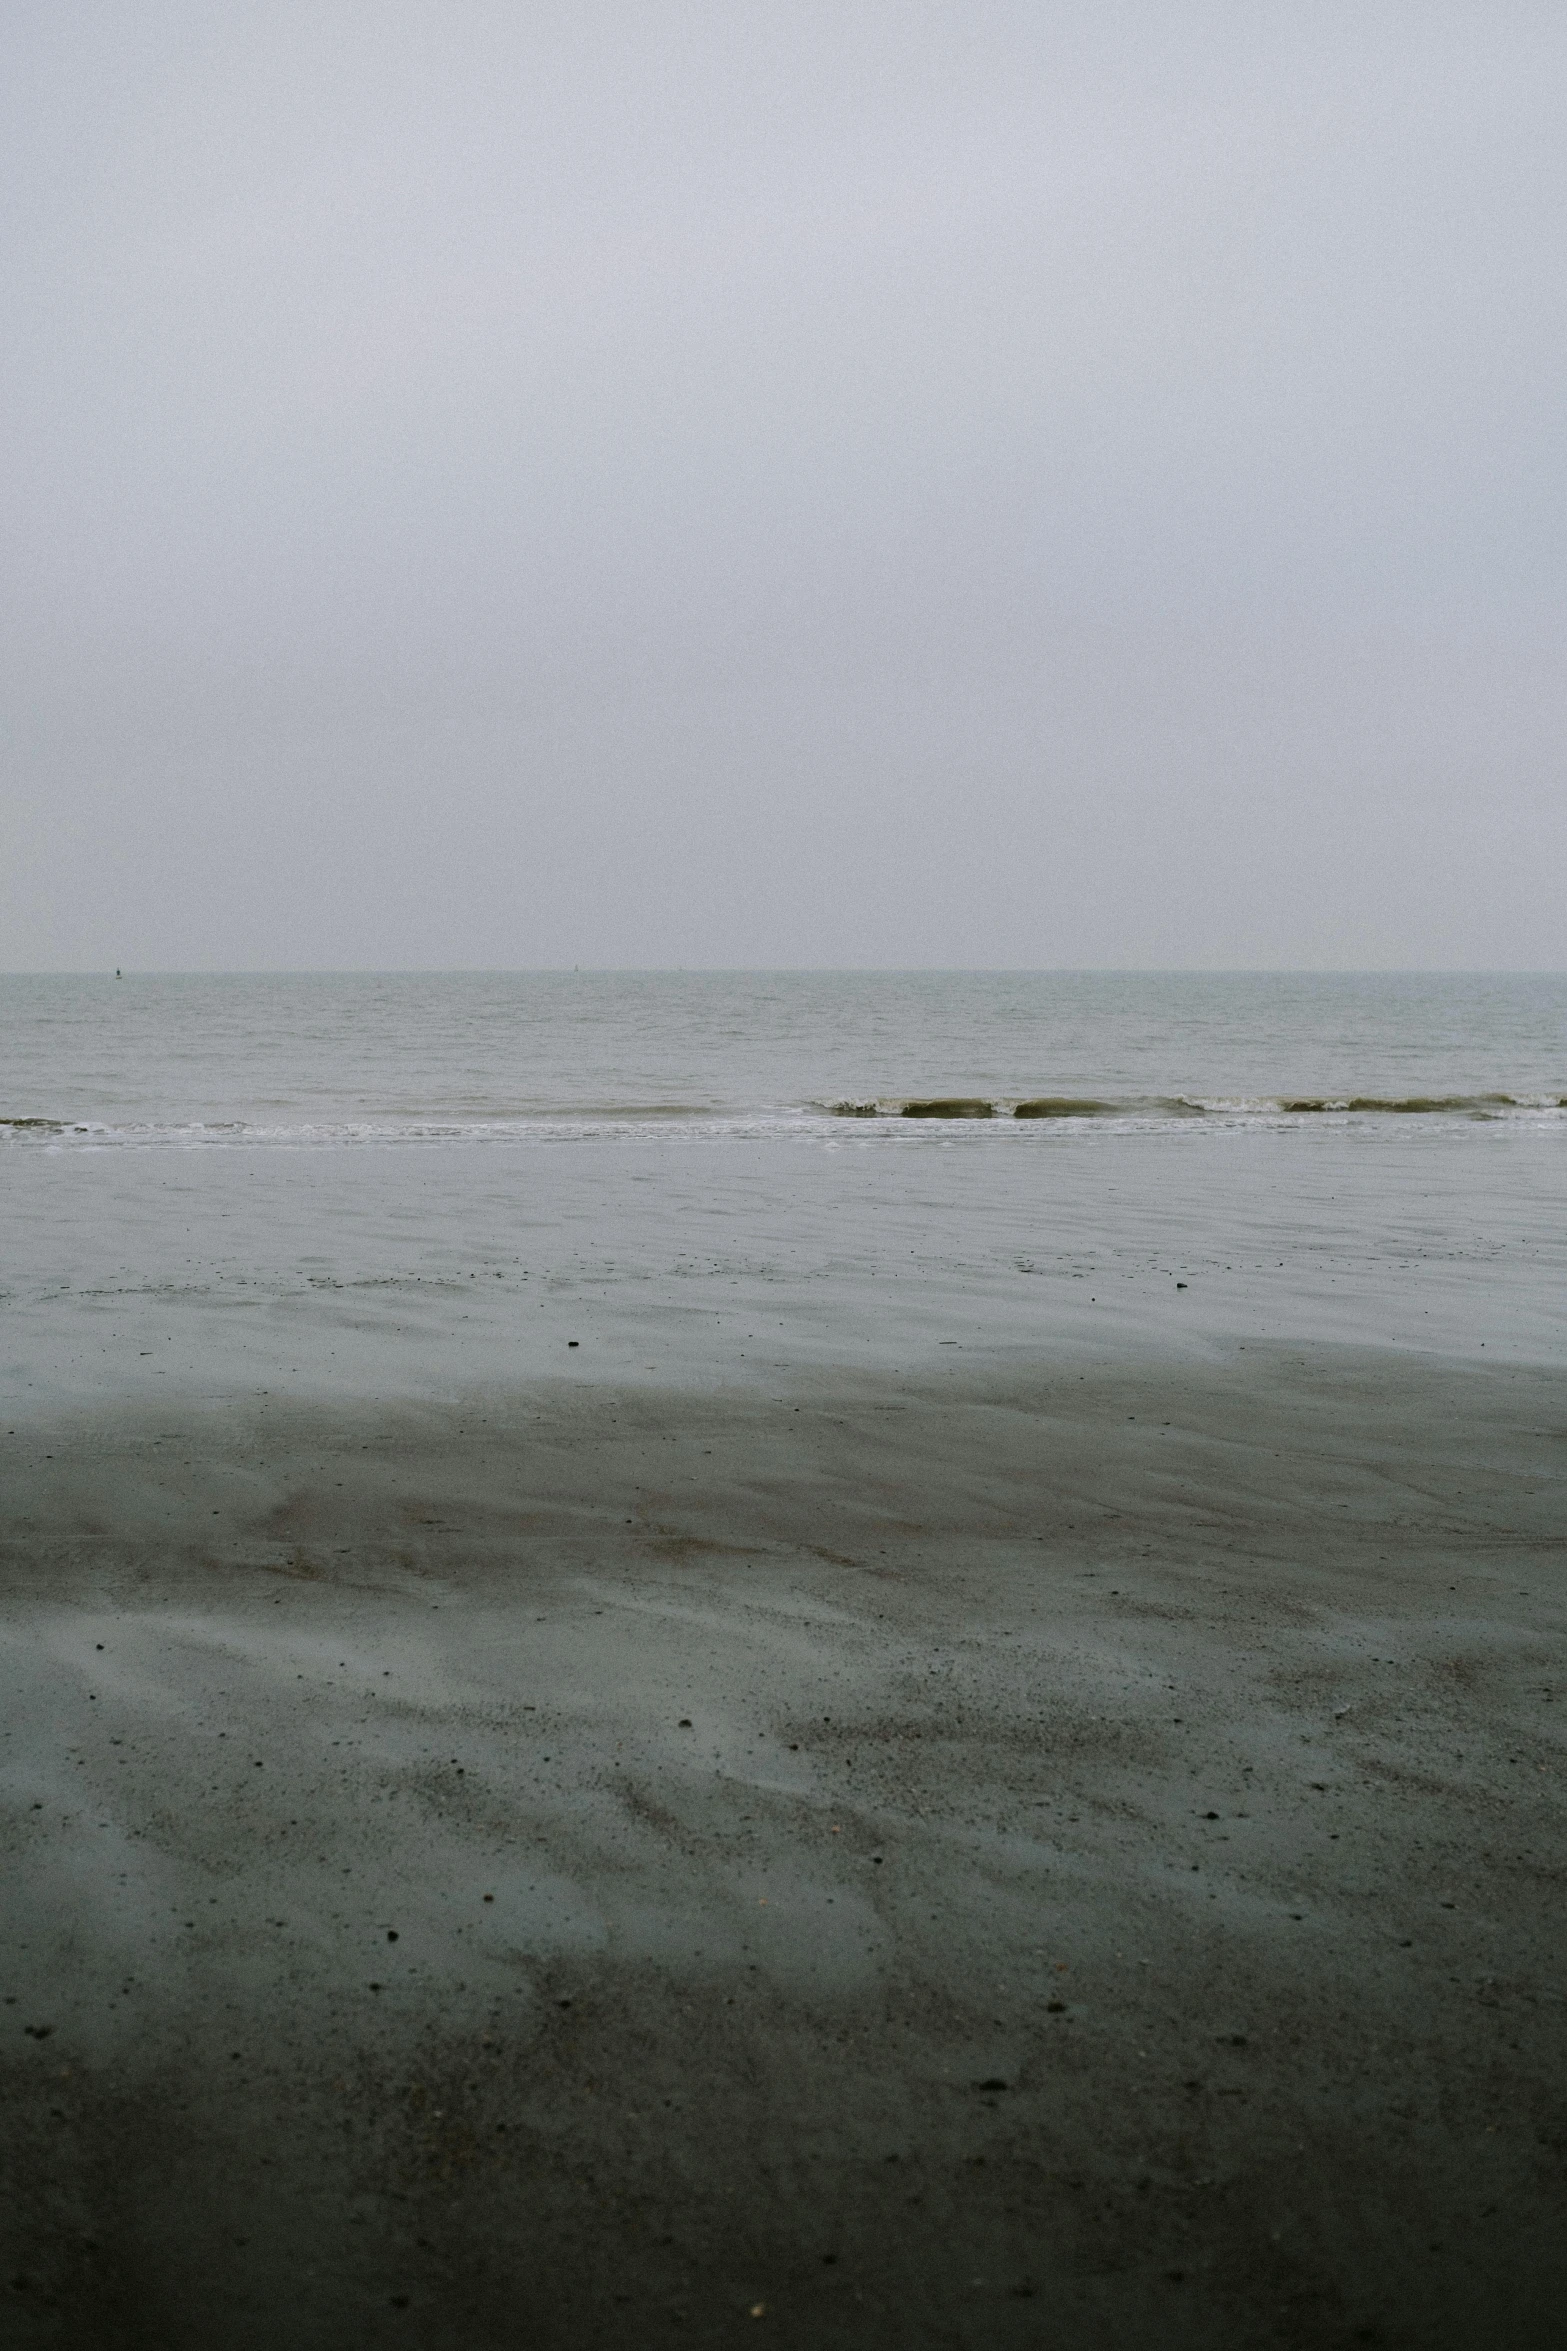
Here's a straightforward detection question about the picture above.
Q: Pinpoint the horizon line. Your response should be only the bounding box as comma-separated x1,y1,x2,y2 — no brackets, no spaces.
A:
4,965,1566,982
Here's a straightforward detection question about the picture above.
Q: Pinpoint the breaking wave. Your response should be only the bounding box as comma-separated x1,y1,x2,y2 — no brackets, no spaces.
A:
829,1092,1567,1122
3,1090,1564,1151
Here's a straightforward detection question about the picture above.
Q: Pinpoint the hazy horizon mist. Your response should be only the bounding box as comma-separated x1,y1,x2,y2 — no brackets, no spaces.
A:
4,4,1564,973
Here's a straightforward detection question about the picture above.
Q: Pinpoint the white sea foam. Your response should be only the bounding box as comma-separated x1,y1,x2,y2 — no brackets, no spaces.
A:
3,1095,1564,1152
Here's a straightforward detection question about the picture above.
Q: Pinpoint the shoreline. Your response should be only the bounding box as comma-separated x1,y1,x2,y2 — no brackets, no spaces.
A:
3,1345,1564,2346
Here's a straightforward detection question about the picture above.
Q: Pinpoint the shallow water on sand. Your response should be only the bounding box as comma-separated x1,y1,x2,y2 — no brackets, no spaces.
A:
3,1118,1562,1419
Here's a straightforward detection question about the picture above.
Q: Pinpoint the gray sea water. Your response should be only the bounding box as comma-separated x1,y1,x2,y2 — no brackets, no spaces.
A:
3,973,1563,1412
4,971,1566,1141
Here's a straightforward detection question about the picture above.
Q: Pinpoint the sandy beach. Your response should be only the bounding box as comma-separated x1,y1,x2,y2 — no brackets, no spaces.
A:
3,1344,1562,2348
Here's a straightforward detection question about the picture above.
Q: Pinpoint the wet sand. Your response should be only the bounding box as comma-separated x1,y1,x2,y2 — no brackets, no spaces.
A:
2,1346,1564,2348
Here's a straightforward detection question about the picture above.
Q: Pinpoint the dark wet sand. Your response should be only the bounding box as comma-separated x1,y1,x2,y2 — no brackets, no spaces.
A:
2,1348,1564,2349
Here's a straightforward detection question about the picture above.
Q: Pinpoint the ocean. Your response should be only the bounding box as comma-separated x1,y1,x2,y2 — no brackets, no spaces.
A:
5,970,1565,1137
4,970,1564,1412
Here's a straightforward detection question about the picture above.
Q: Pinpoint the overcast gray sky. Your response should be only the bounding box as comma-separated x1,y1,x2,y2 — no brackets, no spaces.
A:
3,2,1563,969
